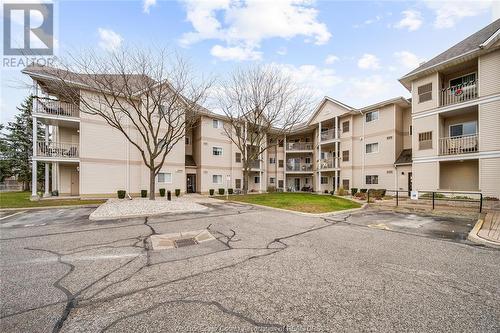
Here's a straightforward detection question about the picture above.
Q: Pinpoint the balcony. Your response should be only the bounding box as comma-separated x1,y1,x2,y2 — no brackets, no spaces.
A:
36,142,79,159
318,158,340,169
286,163,313,172
320,129,337,141
35,97,80,118
440,81,478,107
439,134,478,156
286,142,313,151
249,160,261,169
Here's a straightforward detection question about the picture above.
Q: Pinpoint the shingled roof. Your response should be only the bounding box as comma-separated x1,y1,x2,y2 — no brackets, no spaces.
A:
394,149,412,166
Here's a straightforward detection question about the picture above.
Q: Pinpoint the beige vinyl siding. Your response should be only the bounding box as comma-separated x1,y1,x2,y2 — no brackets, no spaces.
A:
478,50,500,97
413,162,438,191
479,100,500,151
480,158,500,198
412,114,439,158
411,73,439,114
439,160,479,191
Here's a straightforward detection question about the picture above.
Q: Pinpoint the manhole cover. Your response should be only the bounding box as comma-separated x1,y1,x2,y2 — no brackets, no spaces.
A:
174,238,198,248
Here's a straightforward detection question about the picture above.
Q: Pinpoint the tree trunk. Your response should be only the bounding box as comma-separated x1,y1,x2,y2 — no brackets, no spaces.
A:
149,169,156,200
243,168,249,194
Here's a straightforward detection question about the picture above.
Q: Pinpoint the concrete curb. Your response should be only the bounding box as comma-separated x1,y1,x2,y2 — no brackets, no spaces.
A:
88,206,210,221
467,216,500,249
0,204,101,212
220,198,367,217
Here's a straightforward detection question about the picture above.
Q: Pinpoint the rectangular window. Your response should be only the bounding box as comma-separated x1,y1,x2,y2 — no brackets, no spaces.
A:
213,175,223,184
321,176,328,184
157,172,172,183
365,175,379,185
269,157,276,164
213,119,221,128
185,137,190,145
278,180,284,188
342,179,349,190
270,177,275,184
278,160,284,168
254,176,260,184
305,157,311,164
409,125,413,135
418,83,432,103
235,152,241,163
449,121,477,137
342,121,350,133
365,142,379,154
418,131,433,150
342,150,349,162
213,147,223,156
365,111,379,122
278,140,284,147
450,73,476,88
305,178,309,184
235,179,241,189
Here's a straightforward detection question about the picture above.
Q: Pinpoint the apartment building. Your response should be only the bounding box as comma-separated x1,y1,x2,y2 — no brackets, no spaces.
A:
399,18,500,199
23,19,500,199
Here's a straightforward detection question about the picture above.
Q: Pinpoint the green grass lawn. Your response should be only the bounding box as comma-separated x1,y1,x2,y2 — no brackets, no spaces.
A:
0,191,105,209
224,192,361,213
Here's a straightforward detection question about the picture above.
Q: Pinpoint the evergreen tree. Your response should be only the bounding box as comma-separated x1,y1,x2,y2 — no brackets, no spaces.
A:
0,124,13,182
3,96,44,191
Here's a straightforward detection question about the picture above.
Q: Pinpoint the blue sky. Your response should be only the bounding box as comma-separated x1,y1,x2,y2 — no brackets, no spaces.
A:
1,0,499,124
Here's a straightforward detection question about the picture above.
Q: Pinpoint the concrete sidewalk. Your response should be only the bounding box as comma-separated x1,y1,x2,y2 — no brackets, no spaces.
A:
469,211,500,248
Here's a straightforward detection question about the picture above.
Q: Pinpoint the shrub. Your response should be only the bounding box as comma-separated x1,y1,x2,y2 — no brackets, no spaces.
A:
209,189,214,196
51,190,59,196
368,189,386,200
354,192,366,200
267,186,276,193
159,188,166,197
330,191,334,195
218,188,225,195
117,190,126,199
175,189,180,197
351,188,358,196
324,190,329,194
337,187,347,196
228,188,234,195
360,188,367,193
141,190,147,198
485,196,499,201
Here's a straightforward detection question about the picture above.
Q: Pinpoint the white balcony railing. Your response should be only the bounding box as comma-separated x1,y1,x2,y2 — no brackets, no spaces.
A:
286,142,313,151
318,158,340,169
286,163,313,172
439,134,478,155
249,160,261,169
320,129,337,141
37,142,79,158
35,97,80,118
440,81,478,107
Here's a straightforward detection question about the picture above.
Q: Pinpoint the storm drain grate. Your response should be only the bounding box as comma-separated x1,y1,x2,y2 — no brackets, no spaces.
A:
174,238,198,248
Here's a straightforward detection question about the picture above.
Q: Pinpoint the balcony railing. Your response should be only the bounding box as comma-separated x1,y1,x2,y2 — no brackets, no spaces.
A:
35,97,80,118
286,142,313,151
320,129,337,141
249,160,261,169
37,142,79,158
440,81,478,107
286,163,313,172
318,158,340,169
439,134,478,155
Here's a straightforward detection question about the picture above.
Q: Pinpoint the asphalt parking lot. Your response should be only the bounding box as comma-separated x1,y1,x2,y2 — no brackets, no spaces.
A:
1,202,499,332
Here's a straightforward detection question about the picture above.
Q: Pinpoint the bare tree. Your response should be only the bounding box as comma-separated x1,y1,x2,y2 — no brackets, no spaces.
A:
32,47,211,199
217,66,311,194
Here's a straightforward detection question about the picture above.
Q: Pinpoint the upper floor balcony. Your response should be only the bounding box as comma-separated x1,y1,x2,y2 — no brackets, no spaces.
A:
249,159,261,170
286,162,313,172
286,142,313,151
318,158,340,170
34,97,80,119
36,142,79,160
439,134,478,156
320,128,338,142
440,80,478,107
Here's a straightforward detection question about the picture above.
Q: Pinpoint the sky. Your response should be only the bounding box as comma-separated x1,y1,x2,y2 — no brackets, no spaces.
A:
1,0,499,125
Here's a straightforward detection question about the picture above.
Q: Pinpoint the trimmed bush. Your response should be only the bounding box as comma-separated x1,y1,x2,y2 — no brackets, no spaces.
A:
51,190,59,197
117,190,126,199
209,189,215,196
159,188,166,197
141,190,147,198
351,188,358,196
228,188,234,195
267,186,276,193
337,187,347,196
324,190,329,194
360,188,367,193
218,188,225,195
175,189,180,197
354,192,366,200
330,191,334,195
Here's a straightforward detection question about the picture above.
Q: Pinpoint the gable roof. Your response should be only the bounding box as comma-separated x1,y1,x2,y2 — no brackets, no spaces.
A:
394,149,412,165
400,19,500,89
306,96,354,125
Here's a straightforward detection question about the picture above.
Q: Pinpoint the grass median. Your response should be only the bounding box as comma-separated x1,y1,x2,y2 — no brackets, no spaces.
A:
0,191,105,209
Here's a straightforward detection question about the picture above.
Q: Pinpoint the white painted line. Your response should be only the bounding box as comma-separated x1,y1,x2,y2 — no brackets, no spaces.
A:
0,210,26,221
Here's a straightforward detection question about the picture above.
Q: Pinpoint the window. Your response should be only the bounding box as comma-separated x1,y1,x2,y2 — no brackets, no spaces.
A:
235,152,241,163
449,121,477,137
305,178,309,184
305,157,311,164
278,140,284,147
213,119,222,128
365,111,379,122
418,83,432,103
254,176,260,184
409,125,413,136
342,150,349,162
235,126,241,137
269,138,276,145
321,176,329,184
342,121,350,133
270,177,275,184
213,175,223,184
269,157,276,164
213,147,223,156
157,172,172,183
342,179,350,190
235,179,241,189
450,73,476,89
278,180,284,188
365,142,379,154
366,175,378,185
418,131,432,150
278,159,284,168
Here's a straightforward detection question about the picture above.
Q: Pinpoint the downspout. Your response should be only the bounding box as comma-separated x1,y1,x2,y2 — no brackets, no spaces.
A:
359,110,365,189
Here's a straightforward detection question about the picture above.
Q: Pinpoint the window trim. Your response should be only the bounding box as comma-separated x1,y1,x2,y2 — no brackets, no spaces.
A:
417,83,432,104
342,120,350,133
269,177,275,184
365,175,379,185
278,159,284,168
449,121,477,138
320,176,329,185
365,111,379,123
269,157,276,164
212,146,223,156
365,142,379,154
254,176,260,184
235,152,241,163
235,178,241,189
157,172,173,184
212,119,222,129
342,150,349,162
212,174,223,184
448,72,477,88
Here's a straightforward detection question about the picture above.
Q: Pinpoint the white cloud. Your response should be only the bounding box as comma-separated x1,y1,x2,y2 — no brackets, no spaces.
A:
395,10,422,31
425,1,492,29
394,51,424,70
276,47,287,56
357,54,380,70
347,75,391,100
324,54,339,65
354,15,382,28
180,0,331,61
97,28,123,52
143,0,156,13
210,44,262,61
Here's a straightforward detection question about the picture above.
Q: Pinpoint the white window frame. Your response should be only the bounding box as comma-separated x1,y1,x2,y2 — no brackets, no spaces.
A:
212,146,223,156
269,157,276,164
449,72,477,89
365,142,379,154
213,119,222,129
365,111,379,123
365,175,379,185
320,176,328,184
254,176,260,184
212,174,223,184
449,121,477,138
269,177,275,184
157,172,172,184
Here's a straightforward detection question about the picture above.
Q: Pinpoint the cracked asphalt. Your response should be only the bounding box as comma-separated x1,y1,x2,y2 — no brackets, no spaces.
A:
1,202,499,332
